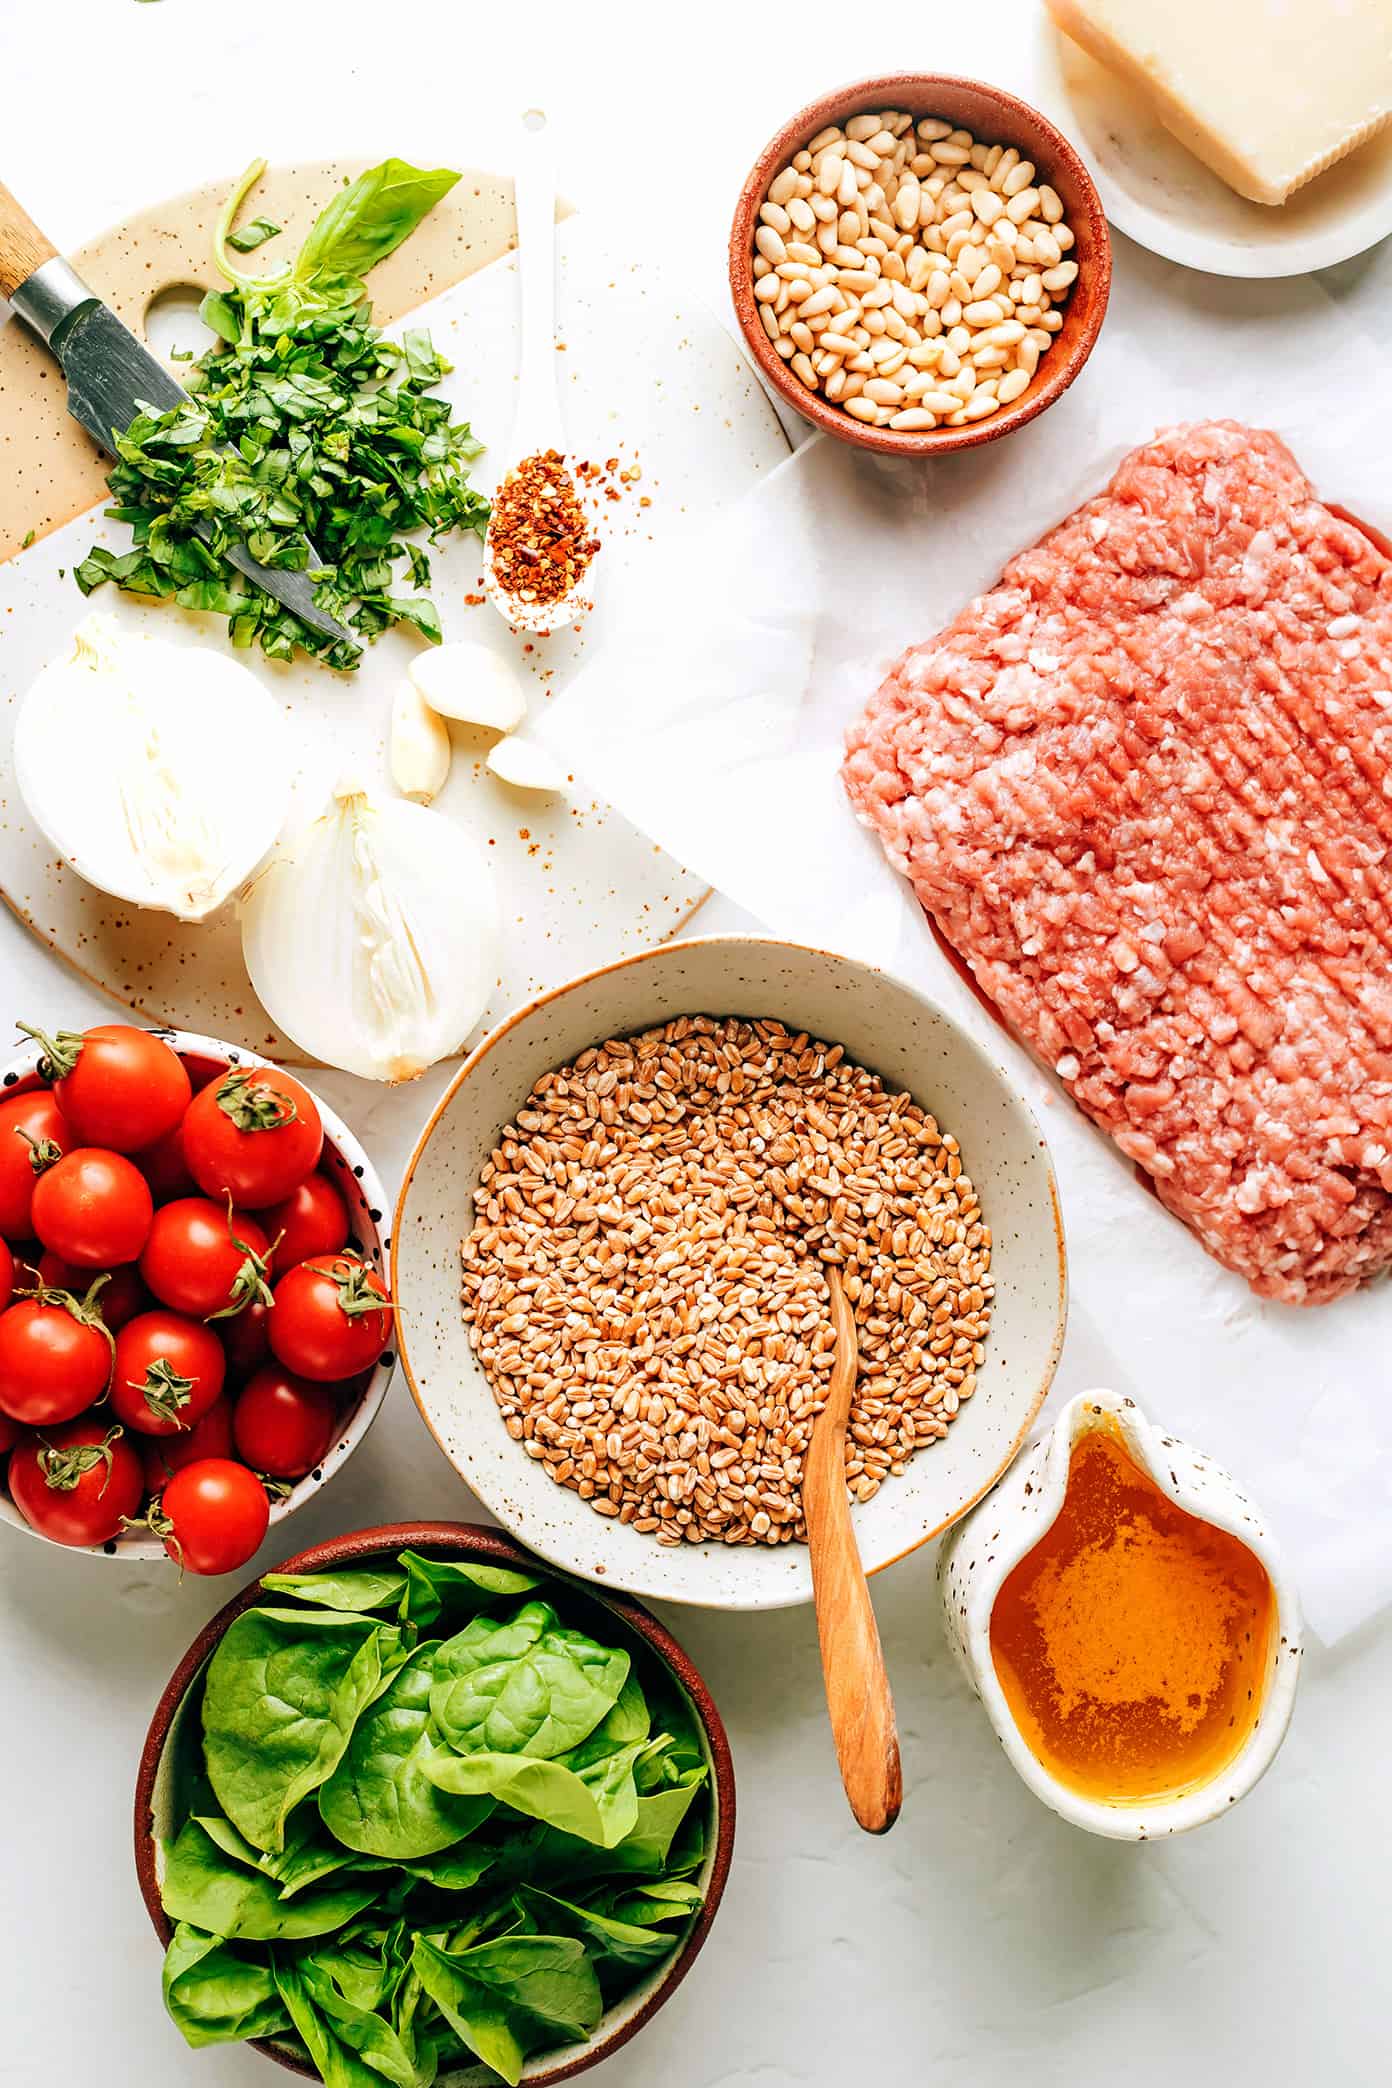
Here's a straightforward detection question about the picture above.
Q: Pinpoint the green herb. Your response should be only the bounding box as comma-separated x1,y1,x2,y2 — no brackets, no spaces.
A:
76,156,489,670
20,529,35,549
160,1554,710,2086
224,216,281,254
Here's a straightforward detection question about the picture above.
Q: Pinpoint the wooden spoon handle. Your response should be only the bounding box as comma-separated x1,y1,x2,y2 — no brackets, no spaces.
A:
0,182,57,303
806,1269,903,1834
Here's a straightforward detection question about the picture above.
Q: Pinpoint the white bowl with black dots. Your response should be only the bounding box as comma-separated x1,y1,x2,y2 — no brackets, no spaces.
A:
0,1029,394,1562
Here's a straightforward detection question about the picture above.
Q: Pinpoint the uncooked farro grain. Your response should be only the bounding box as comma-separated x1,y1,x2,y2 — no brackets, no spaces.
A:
460,1016,992,1546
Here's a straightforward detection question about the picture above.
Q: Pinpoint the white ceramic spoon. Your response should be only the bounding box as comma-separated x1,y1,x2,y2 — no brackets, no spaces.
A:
483,111,594,635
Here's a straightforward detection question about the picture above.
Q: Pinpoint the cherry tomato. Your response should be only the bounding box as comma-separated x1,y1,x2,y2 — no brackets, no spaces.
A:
31,1148,154,1268
0,1288,112,1424
133,1120,196,1204
262,1172,349,1273
110,1310,226,1437
269,1255,392,1382
0,1090,71,1238
0,1413,21,1456
138,1396,234,1496
157,1459,269,1575
221,1298,272,1382
8,1418,143,1547
19,1022,190,1153
140,1199,273,1320
233,1367,336,1478
34,1251,147,1333
0,1238,11,1315
182,1066,323,1209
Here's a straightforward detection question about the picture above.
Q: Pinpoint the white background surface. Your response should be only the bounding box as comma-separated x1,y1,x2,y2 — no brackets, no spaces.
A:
0,4,1387,2085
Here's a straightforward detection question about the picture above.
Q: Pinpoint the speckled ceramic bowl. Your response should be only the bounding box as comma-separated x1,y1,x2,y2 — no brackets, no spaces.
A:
939,1389,1304,1838
0,1028,393,1561
134,1520,735,2086
393,935,1067,1609
728,72,1111,456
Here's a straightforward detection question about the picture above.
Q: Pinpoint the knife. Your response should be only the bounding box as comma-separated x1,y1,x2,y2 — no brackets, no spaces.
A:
0,180,350,646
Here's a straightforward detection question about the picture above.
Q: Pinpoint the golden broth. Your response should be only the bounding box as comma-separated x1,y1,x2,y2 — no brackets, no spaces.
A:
989,1420,1275,1804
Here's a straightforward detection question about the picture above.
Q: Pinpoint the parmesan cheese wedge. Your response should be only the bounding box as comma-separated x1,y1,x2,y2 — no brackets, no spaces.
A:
1046,0,1392,205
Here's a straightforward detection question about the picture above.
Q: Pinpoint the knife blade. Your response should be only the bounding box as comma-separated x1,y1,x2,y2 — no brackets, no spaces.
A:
1,207,350,648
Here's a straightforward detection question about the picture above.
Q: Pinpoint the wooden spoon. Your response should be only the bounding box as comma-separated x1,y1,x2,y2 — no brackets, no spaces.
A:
804,1265,903,1834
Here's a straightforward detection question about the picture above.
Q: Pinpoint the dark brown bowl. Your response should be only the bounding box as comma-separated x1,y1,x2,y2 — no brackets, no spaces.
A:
134,1521,736,2087
728,71,1112,457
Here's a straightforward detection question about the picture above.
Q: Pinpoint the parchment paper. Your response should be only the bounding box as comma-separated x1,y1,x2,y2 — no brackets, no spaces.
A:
537,245,1392,1644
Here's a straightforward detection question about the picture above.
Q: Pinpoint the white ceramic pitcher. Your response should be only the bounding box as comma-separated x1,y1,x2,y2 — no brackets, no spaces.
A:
939,1388,1303,1840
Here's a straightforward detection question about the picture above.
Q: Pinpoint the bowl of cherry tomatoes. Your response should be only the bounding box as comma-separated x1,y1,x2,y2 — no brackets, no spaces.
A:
0,1023,394,1574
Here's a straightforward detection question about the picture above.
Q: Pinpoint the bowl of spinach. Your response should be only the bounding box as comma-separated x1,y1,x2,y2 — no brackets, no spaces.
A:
135,1521,734,2085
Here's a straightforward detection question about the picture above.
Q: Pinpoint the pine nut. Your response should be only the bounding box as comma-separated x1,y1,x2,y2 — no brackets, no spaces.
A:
750,109,1079,433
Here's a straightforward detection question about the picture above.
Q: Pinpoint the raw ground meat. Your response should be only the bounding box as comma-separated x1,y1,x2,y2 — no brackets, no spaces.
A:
843,420,1392,1304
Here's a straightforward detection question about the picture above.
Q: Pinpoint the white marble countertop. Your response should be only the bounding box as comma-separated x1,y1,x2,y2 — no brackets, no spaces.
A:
0,3,1386,2083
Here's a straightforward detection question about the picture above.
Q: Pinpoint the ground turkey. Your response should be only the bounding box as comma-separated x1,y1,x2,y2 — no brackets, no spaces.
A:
844,420,1392,1303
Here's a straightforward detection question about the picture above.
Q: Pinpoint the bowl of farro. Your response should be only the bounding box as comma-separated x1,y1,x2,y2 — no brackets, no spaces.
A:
391,935,1067,1609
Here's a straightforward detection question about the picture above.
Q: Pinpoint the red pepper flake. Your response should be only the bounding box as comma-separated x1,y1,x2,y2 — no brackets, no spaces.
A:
488,449,600,608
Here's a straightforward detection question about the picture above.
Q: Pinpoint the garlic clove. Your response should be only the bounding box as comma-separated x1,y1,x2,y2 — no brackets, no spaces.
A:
240,780,499,1083
485,735,570,795
409,641,527,733
390,680,452,804
13,612,291,921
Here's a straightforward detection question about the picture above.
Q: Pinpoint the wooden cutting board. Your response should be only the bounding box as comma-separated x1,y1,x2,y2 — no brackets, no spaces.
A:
0,162,787,1061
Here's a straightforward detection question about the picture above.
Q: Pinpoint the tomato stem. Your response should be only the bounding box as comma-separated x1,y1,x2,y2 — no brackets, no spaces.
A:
16,1127,62,1176
311,1253,394,1321
38,1423,123,1496
207,1197,276,1321
15,1021,84,1083
216,1066,299,1134
134,1357,195,1425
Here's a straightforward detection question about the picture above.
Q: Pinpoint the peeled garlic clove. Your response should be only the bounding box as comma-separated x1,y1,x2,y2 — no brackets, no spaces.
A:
390,680,451,804
240,780,499,1083
409,641,527,732
485,735,570,795
13,612,291,921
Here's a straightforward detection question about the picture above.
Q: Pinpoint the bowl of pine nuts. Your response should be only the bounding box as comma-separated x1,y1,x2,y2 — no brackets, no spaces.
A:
391,935,1067,1611
729,74,1111,453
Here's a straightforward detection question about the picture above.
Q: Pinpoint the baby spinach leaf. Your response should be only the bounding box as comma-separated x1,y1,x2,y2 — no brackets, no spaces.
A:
287,1955,428,2088
424,1736,646,1849
514,1887,679,1970
589,1877,705,1928
411,1934,601,2088
297,160,460,286
260,1568,407,1614
398,1844,496,1891
430,1602,629,1760
203,1608,408,1853
397,1551,541,1630
162,1924,293,2048
162,1819,379,1942
617,1774,709,1874
319,1645,494,1860
273,1960,389,2088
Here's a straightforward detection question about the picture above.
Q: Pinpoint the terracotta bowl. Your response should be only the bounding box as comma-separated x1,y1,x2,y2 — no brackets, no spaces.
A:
392,934,1068,1611
134,1521,735,2086
0,1028,393,1561
728,72,1112,456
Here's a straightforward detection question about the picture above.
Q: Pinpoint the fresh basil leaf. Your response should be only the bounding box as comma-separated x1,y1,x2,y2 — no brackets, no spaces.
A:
198,289,241,344
162,1819,379,1941
260,1568,408,1615
226,216,281,253
202,1608,408,1853
396,1552,541,1630
297,160,460,285
162,1923,292,2049
430,1602,629,1760
319,1645,494,1860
